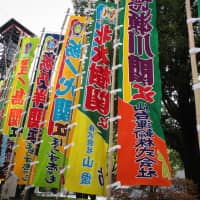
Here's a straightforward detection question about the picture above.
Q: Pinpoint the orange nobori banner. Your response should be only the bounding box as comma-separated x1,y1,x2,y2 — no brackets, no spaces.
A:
117,99,171,186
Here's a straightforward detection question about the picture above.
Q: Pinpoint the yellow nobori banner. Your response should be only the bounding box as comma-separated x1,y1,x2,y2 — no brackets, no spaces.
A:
2,37,39,135
65,109,108,196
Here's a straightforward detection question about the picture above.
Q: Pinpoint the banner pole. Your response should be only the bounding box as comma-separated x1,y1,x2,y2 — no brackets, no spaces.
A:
107,0,120,199
186,0,200,150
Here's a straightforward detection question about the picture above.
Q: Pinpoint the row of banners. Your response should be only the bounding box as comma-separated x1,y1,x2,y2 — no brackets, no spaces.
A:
0,0,171,196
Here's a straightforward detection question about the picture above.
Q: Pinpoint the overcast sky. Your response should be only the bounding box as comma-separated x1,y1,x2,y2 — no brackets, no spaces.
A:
0,0,73,36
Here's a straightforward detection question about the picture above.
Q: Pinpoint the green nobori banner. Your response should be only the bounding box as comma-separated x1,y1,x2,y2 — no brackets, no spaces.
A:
116,0,172,186
78,2,116,143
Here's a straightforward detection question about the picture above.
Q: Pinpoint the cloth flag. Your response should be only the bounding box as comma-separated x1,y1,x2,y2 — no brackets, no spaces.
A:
65,2,116,196
116,0,171,186
13,33,63,185
33,17,86,188
0,37,39,179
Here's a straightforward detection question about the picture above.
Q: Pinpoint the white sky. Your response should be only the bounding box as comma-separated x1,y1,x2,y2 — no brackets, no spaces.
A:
0,0,74,36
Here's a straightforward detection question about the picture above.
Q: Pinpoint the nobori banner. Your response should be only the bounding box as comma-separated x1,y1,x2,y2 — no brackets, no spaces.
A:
33,16,87,189
13,33,63,185
1,37,39,136
0,37,39,179
116,0,171,186
65,2,116,196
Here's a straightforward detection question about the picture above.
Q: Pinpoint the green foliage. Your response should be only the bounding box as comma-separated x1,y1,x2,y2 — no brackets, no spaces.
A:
71,0,88,15
157,0,200,189
168,149,184,175
71,0,115,15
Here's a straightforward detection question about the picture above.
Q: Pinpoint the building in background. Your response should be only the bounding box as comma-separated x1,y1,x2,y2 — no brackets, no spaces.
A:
0,18,35,80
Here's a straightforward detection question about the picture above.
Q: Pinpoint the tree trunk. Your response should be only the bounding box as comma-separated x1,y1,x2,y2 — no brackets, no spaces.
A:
182,125,200,188
178,95,200,192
